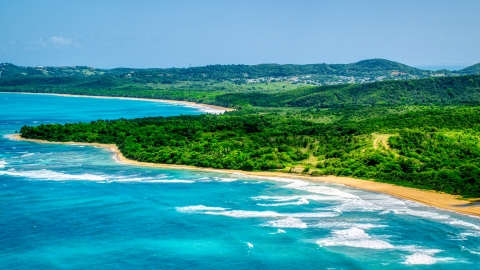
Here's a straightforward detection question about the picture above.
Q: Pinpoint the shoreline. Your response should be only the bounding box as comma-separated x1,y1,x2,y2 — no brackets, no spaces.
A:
9,134,480,217
0,92,235,113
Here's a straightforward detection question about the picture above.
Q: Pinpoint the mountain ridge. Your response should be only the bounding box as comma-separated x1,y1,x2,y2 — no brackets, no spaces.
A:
3,59,479,80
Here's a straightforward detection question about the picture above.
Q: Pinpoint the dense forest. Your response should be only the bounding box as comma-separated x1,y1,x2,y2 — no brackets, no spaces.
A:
20,105,480,197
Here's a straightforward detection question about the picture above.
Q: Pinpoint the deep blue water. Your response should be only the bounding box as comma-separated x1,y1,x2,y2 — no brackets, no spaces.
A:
1,93,480,269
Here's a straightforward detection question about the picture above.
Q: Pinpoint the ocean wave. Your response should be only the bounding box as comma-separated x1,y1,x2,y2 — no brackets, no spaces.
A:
447,219,480,230
312,221,387,229
459,231,480,238
0,160,6,168
461,246,480,255
0,169,106,181
316,227,394,250
253,195,337,207
176,205,229,212
142,179,194,183
0,169,184,184
387,209,451,220
177,203,339,220
325,199,384,213
257,199,309,207
262,217,308,228
20,153,34,158
403,254,437,265
288,212,340,218
112,177,194,183
278,179,359,199
397,245,443,256
204,210,284,218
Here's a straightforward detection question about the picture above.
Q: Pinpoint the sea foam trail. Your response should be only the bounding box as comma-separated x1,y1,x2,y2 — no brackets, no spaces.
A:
262,217,308,228
316,228,394,250
176,205,339,221
0,160,6,168
312,221,386,229
0,169,191,184
398,246,448,266
0,169,106,181
204,210,284,218
403,254,437,265
176,205,230,212
253,195,338,207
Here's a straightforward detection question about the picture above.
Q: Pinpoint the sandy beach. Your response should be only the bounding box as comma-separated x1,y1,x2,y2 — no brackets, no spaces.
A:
9,134,480,217
1,92,235,113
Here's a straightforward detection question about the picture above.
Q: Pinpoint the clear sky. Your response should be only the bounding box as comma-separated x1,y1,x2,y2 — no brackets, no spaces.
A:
1,0,479,69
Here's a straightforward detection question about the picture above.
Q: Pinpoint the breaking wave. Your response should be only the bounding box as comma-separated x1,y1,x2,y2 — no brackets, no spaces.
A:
316,227,394,250
0,169,106,181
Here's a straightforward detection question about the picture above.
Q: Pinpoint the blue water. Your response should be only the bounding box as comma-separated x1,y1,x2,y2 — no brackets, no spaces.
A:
1,93,480,269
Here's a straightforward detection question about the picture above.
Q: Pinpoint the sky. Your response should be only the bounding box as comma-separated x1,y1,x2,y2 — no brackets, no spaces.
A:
1,0,480,69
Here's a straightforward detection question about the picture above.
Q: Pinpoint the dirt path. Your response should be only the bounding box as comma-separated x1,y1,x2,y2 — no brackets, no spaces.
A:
373,134,393,150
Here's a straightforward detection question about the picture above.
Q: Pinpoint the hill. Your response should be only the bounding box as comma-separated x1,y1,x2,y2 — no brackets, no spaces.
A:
460,63,480,75
214,74,480,108
0,59,463,86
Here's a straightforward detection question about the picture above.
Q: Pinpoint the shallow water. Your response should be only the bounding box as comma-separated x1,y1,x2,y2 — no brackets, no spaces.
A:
1,93,480,269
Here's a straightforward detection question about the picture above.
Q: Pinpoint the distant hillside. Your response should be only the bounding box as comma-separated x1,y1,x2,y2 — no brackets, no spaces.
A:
215,74,480,108
459,63,480,75
0,59,455,84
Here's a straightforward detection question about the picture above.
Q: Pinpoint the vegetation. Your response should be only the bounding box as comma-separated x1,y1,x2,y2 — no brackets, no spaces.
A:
9,59,480,197
2,59,480,106
20,105,480,197
215,75,480,108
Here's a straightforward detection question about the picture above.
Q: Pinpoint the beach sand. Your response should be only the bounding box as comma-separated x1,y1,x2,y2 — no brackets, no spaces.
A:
9,134,480,217
2,92,235,113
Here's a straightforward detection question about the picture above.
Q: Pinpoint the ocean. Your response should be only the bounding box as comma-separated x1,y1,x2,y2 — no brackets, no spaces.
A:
1,93,479,269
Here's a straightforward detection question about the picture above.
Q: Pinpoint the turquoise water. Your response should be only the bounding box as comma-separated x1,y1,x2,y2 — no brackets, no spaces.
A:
1,93,480,269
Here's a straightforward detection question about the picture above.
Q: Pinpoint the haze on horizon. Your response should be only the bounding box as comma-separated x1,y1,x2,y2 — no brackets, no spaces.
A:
1,0,479,69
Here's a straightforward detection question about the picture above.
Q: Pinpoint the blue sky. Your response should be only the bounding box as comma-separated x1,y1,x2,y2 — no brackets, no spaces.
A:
1,0,479,69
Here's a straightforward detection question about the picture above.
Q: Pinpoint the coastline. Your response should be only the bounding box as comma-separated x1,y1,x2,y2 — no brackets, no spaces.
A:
0,92,235,113
9,134,480,217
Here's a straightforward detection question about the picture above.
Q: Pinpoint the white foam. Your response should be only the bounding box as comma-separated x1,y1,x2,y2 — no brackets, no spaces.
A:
288,212,340,218
460,231,480,238
194,177,211,182
447,219,480,230
397,246,443,256
253,195,336,207
280,179,359,199
246,242,254,248
313,221,386,230
0,169,106,181
204,210,284,218
404,209,451,220
213,177,237,182
325,199,384,213
142,179,194,183
0,160,6,168
403,254,437,265
262,217,307,228
176,205,229,212
258,197,310,206
20,153,34,158
238,175,358,199
277,229,286,233
316,228,394,250
461,246,480,255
